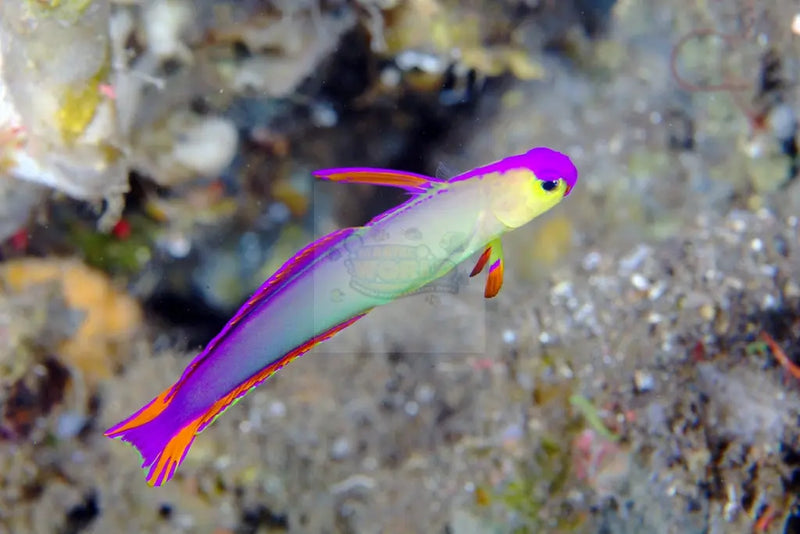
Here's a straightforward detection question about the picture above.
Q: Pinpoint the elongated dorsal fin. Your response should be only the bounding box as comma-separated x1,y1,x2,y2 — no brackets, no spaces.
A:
313,167,445,194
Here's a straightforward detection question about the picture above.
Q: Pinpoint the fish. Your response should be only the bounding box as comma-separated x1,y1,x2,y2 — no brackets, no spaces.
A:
105,146,579,486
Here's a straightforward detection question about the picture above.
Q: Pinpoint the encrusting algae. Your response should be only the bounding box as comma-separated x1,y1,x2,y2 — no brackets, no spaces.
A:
1,258,142,387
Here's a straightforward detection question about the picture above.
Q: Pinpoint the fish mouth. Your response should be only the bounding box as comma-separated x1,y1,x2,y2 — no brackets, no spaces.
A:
564,184,573,197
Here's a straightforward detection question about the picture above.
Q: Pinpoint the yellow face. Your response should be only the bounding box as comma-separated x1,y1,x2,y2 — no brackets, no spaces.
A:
489,169,570,229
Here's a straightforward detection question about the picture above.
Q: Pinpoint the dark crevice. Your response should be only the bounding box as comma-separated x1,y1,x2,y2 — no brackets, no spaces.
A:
235,504,289,534
58,492,99,534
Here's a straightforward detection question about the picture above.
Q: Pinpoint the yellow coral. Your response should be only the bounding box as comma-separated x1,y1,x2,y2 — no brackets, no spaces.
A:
383,0,544,81
461,47,545,80
56,57,110,144
1,258,142,386
384,0,481,55
25,0,93,18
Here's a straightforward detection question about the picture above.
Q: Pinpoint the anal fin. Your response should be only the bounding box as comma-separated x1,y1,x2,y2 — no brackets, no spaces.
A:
169,226,358,396
195,310,373,435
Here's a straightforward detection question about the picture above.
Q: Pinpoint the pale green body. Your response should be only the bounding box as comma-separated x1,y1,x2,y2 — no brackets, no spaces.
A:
181,169,547,411
106,147,576,488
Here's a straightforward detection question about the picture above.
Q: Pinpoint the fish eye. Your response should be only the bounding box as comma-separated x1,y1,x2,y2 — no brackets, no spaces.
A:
540,180,559,192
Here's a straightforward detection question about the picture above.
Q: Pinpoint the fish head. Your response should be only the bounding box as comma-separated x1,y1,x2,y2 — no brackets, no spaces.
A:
487,147,578,229
522,146,579,198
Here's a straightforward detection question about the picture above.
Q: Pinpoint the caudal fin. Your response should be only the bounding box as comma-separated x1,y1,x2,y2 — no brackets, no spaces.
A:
107,310,374,487
105,389,202,487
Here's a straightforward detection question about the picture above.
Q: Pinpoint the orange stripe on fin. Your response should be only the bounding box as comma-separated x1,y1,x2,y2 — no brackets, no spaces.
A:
104,389,171,438
145,417,202,487
313,168,442,194
119,311,372,487
195,310,374,436
169,227,359,396
485,259,504,298
469,239,505,298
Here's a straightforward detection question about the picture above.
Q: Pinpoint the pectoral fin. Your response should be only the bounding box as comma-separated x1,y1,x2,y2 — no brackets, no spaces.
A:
469,238,504,298
469,247,492,277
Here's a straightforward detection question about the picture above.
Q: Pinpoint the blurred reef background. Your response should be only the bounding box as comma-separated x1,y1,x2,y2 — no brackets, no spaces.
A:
1,0,800,533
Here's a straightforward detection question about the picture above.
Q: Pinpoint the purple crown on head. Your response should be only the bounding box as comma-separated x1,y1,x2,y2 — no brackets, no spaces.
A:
450,147,579,196
521,147,579,196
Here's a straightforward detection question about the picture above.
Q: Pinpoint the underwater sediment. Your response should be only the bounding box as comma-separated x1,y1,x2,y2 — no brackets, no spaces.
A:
0,0,799,532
